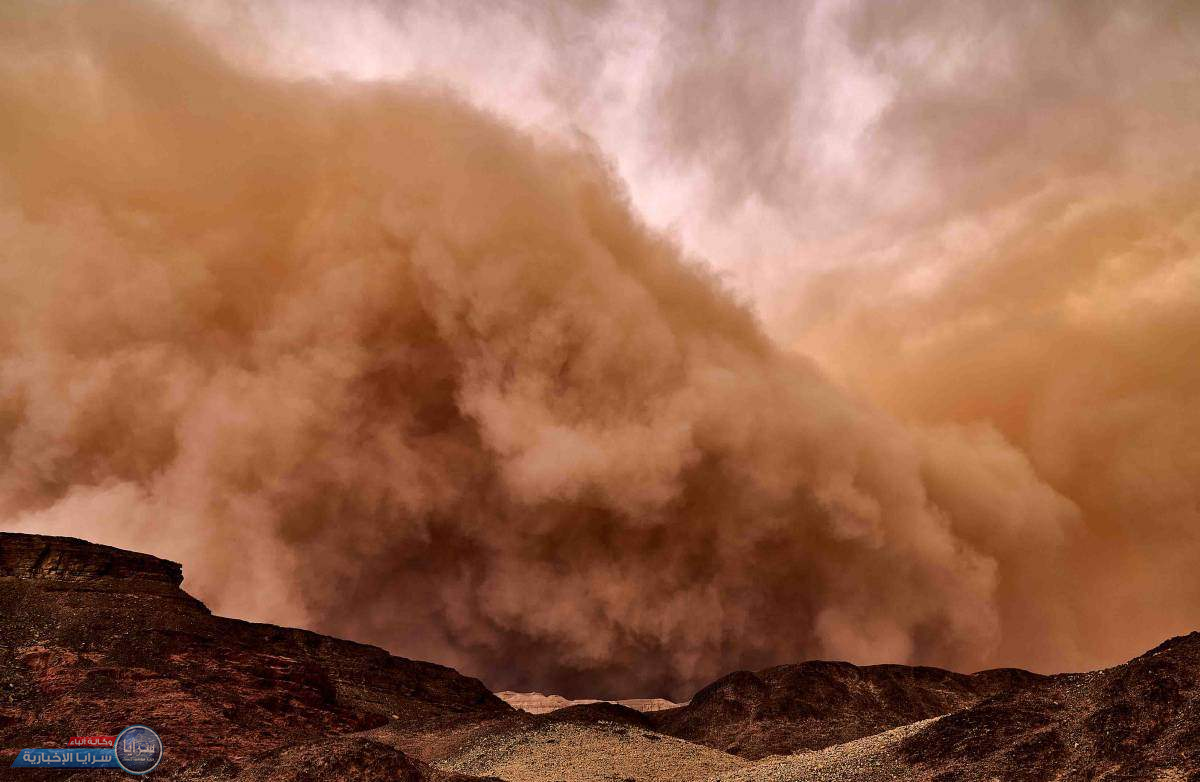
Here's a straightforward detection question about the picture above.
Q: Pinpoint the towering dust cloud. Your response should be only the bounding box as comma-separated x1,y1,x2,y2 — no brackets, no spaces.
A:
778,2,1200,678
0,2,1191,700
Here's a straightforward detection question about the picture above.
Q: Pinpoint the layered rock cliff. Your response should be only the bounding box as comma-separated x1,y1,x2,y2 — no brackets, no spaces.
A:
0,532,508,780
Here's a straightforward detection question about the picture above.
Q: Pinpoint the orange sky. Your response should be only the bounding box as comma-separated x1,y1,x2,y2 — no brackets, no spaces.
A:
1,1,1197,699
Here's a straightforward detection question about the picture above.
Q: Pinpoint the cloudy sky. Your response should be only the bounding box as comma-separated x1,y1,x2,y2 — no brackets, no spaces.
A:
1,1,1197,698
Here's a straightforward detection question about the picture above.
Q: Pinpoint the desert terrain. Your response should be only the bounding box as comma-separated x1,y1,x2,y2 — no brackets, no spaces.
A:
2,532,1197,781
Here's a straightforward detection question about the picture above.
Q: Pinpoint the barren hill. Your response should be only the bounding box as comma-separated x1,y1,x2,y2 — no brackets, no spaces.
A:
648,660,1043,759
894,631,1200,781
707,632,1200,782
0,532,509,780
496,692,681,714
3,532,1198,782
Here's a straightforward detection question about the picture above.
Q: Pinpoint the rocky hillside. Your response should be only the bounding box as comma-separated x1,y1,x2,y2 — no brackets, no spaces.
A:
3,532,1198,782
648,660,1044,759
0,532,510,780
709,632,1200,782
895,630,1200,781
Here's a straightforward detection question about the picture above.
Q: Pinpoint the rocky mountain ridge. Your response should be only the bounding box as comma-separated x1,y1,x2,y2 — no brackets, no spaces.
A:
0,532,508,780
646,659,1045,759
2,532,1197,781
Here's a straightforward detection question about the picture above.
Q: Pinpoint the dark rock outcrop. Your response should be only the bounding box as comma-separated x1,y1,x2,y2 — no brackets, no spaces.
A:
546,700,655,730
898,631,1200,781
0,532,509,780
648,660,1045,759
0,533,186,586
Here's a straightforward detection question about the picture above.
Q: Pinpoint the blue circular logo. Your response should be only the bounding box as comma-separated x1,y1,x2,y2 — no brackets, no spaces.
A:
113,725,163,775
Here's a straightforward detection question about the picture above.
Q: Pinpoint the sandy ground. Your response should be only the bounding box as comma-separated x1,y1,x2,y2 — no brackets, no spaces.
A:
436,719,746,782
703,718,939,782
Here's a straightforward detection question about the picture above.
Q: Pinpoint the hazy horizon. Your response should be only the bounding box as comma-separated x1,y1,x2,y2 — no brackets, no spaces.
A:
1,0,1197,700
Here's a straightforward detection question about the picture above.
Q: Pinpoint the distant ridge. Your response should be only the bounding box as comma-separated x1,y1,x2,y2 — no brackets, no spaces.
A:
496,690,683,714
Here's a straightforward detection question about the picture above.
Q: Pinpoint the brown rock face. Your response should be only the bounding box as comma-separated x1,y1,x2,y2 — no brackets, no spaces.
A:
0,532,509,780
898,631,1200,781
648,661,1045,759
0,534,185,586
3,532,1198,782
546,701,655,730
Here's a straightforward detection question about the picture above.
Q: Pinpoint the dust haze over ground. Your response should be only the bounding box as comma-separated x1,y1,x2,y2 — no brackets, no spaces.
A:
0,1,1196,699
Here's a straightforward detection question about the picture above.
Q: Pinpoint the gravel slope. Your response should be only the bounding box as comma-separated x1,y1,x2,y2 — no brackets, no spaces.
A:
436,719,746,782
648,662,1040,759
704,718,938,782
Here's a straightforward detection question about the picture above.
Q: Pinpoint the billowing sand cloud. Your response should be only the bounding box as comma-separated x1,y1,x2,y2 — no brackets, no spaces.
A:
781,1,1200,674
0,1,1193,700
